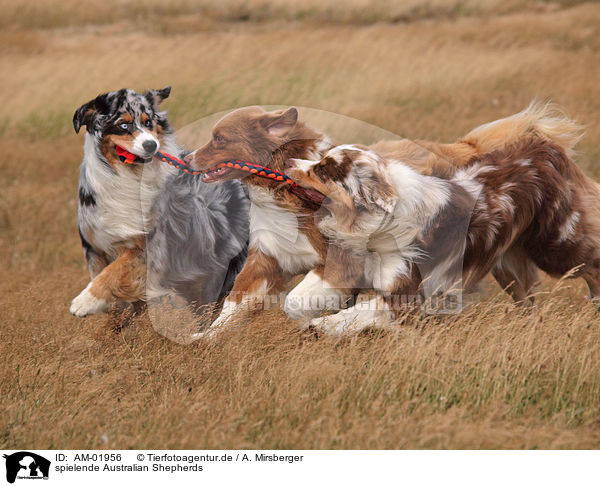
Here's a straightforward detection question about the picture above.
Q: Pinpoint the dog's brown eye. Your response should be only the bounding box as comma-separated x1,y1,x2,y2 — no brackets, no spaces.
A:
214,134,224,143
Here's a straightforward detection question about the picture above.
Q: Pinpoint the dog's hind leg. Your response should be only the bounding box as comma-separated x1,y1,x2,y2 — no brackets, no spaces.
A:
492,245,540,307
106,300,147,332
70,246,146,318
581,264,600,310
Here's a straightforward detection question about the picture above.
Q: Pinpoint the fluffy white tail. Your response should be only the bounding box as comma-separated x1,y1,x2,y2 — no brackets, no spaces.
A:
461,100,585,156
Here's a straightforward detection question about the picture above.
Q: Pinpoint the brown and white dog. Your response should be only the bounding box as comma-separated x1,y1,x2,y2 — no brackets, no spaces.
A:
284,124,597,335
185,102,583,334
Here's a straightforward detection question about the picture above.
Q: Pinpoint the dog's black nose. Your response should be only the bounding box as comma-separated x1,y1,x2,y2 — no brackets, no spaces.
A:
143,140,158,153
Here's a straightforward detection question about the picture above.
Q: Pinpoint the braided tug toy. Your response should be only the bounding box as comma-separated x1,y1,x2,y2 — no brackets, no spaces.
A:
157,151,299,186
117,145,297,186
116,145,325,204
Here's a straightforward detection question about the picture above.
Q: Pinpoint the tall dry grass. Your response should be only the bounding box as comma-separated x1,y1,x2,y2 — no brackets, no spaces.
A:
1,1,600,449
0,0,574,30
3,274,600,449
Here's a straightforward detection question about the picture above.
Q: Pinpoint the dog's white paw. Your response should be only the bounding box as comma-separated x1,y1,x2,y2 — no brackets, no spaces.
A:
189,302,239,341
189,323,224,342
189,331,205,341
210,300,240,328
70,285,109,317
309,315,346,336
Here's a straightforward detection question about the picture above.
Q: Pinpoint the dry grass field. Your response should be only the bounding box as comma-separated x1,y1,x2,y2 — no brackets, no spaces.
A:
2,0,600,449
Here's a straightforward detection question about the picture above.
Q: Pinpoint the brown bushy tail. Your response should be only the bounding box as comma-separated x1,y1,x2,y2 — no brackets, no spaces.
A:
460,100,585,157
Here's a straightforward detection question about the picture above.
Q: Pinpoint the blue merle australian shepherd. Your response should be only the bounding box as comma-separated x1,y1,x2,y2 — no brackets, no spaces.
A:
70,87,248,326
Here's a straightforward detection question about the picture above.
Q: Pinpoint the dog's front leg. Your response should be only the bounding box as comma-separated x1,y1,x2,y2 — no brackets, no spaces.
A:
70,280,111,317
284,268,355,324
194,247,291,338
70,247,146,318
309,263,423,336
285,246,363,325
309,294,395,336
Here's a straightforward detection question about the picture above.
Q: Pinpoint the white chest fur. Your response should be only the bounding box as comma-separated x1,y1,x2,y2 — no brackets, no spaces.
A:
79,134,174,257
248,186,321,275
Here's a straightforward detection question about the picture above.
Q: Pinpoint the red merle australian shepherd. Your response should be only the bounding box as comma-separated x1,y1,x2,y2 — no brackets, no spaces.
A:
284,109,593,335
185,102,582,336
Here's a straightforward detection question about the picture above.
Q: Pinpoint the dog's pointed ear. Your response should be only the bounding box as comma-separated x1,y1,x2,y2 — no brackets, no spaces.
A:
73,100,95,134
355,164,396,214
146,86,171,106
73,93,110,134
260,107,298,137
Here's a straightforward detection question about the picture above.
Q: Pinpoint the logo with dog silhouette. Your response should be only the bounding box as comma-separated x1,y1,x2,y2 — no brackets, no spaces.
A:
3,452,50,483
